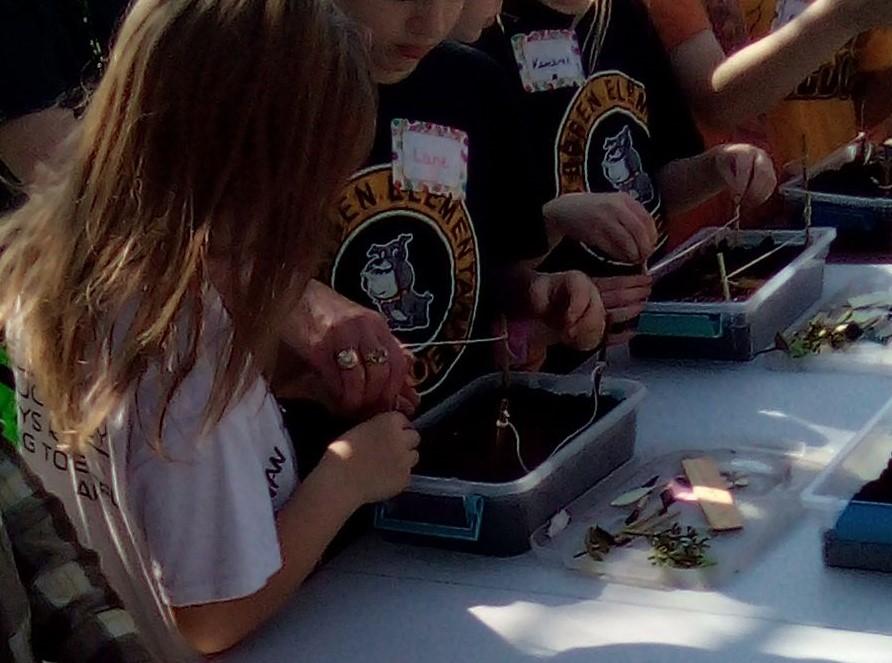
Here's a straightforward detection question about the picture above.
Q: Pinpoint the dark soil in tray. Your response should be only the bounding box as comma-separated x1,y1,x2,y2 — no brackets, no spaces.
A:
811,158,892,199
650,237,805,303
854,456,892,505
415,384,619,483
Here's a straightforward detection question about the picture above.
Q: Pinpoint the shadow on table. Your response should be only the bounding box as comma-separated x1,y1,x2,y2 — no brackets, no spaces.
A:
219,574,862,663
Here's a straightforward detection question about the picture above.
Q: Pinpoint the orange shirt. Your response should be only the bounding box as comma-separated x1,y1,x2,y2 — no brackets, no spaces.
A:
647,0,892,246
648,0,892,169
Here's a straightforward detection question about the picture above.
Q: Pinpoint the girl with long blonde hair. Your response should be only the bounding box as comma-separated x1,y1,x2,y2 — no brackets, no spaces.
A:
0,0,421,659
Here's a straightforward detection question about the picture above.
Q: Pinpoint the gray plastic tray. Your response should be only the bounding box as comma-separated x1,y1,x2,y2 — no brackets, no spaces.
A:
632,228,835,361
374,373,646,556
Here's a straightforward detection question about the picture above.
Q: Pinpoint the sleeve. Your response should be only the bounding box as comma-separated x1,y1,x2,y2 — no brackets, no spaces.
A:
636,1,705,167
0,443,154,663
857,28,892,73
645,0,712,52
475,51,550,263
0,1,90,122
128,361,290,608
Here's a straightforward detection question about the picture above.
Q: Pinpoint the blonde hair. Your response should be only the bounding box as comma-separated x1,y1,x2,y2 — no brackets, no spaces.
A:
0,0,375,448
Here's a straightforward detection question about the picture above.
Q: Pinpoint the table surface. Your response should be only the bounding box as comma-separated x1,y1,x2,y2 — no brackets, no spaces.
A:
220,264,892,663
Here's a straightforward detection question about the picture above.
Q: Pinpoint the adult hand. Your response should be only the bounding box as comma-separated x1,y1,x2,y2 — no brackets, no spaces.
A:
710,144,777,208
281,280,415,417
323,412,421,505
595,274,653,346
543,192,659,264
527,271,606,351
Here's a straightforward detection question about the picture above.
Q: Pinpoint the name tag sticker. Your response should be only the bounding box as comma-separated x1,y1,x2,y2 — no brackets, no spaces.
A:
391,120,469,199
771,0,810,30
512,30,585,93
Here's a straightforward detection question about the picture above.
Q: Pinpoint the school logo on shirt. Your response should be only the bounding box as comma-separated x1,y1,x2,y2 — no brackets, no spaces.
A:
328,164,480,396
601,126,655,205
555,71,661,216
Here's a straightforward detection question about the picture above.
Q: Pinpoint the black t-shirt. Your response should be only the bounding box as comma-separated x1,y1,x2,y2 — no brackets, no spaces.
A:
477,0,703,275
322,43,548,409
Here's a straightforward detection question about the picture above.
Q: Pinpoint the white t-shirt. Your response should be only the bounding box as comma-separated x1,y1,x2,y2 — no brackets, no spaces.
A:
12,300,297,662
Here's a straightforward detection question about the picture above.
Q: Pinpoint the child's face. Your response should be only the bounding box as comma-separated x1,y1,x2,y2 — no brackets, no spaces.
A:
538,0,593,15
450,0,502,43
337,0,465,83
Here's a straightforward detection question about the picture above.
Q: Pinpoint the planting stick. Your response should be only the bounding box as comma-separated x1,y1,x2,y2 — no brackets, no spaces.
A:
682,457,744,532
716,252,731,302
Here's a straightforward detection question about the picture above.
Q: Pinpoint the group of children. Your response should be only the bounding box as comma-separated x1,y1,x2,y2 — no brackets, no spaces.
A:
0,0,890,660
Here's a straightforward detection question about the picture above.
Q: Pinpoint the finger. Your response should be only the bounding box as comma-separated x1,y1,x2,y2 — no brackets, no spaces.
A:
745,153,777,206
331,327,368,413
406,449,420,469
594,274,652,291
406,429,421,450
606,302,647,325
600,210,642,263
376,333,406,409
563,274,593,328
599,286,651,310
564,294,606,350
395,395,417,416
618,197,659,256
361,343,391,410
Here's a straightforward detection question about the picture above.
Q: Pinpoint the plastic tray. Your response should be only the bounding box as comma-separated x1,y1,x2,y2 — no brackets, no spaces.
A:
374,373,646,557
801,397,892,572
780,140,892,235
531,447,817,590
802,397,892,527
762,273,892,376
631,228,835,361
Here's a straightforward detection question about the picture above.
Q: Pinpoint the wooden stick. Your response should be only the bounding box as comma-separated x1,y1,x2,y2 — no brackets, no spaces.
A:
682,457,744,532
717,252,731,302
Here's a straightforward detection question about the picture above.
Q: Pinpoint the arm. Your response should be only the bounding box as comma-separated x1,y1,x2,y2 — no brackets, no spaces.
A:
658,144,776,216
172,456,358,654
0,444,154,663
170,412,419,655
0,107,78,183
669,0,878,130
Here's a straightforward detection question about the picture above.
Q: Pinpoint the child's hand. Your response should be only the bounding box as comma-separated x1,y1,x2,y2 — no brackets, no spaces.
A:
595,274,653,346
710,144,777,208
543,192,658,264
528,271,606,351
323,412,421,505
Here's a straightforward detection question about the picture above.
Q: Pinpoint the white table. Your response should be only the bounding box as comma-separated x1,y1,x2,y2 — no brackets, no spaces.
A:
221,265,892,663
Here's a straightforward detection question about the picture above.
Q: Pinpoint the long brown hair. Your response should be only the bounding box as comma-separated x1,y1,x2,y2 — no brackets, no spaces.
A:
0,0,375,448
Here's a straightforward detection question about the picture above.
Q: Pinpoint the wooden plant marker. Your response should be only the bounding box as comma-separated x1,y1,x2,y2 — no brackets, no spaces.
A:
682,457,744,532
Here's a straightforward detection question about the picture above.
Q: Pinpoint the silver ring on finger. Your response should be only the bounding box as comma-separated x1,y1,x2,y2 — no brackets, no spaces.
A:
363,347,390,366
335,348,361,370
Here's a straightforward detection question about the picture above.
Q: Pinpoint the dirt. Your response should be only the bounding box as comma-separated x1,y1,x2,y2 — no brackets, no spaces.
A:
854,456,892,505
415,385,619,483
811,158,892,199
650,237,805,303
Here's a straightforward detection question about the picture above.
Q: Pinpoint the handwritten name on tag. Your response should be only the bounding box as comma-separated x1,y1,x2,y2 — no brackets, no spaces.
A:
512,30,586,93
391,120,469,199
